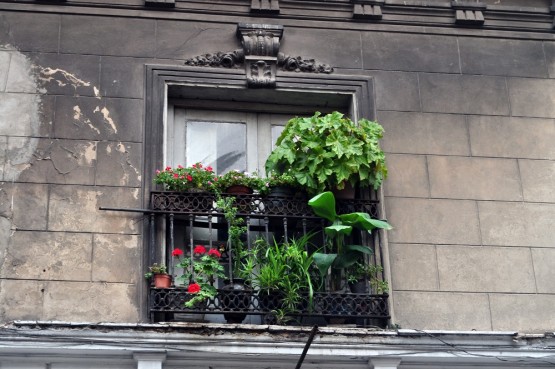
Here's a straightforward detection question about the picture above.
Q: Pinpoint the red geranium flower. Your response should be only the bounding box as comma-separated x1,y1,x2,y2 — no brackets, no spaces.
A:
206,166,213,172
165,166,172,171
207,249,221,258
177,164,183,169
186,175,193,182
172,248,184,257
173,173,179,178
188,283,201,293
193,245,207,255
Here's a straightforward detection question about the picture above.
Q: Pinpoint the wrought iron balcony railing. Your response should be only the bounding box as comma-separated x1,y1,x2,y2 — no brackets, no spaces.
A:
105,190,390,327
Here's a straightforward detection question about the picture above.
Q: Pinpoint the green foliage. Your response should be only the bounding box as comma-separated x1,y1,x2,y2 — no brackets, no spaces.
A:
173,246,225,308
259,172,299,195
213,170,265,193
248,235,316,322
346,262,389,294
216,196,247,277
185,285,218,308
144,263,167,279
265,111,388,194
308,191,392,278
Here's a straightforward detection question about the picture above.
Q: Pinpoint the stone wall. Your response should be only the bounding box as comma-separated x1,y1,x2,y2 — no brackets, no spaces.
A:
0,1,553,331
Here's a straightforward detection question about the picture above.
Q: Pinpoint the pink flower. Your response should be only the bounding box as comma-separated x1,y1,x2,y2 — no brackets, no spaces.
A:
173,173,179,178
192,164,196,168
155,169,161,175
193,245,207,255
188,283,201,293
172,248,184,257
177,164,183,169
165,166,172,171
206,166,213,172
208,249,221,258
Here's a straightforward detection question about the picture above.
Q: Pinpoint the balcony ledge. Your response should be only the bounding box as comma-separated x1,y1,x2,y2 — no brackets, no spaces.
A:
2,322,554,368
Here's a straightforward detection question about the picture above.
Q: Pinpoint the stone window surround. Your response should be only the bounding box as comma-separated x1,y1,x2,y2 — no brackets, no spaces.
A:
142,64,384,319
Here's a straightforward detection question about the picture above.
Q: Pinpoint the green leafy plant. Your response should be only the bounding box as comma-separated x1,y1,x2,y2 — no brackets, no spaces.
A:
265,111,387,194
172,246,225,308
214,170,265,193
154,163,217,192
250,234,316,322
307,191,392,283
259,172,299,195
346,262,389,294
216,196,247,279
144,263,167,279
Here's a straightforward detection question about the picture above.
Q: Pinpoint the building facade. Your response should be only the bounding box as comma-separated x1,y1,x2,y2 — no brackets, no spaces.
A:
0,0,554,367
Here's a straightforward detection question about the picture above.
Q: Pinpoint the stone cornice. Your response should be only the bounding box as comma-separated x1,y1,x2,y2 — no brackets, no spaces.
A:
1,1,554,39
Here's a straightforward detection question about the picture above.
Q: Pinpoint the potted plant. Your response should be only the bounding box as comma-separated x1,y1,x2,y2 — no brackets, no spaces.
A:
346,262,388,294
154,162,217,192
144,263,171,288
172,245,225,308
307,191,392,291
215,196,252,323
249,235,316,324
261,172,304,228
260,172,300,197
265,111,388,197
214,170,264,195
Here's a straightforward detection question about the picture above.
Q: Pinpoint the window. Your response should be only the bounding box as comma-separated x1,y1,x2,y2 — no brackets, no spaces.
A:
165,108,291,175
143,66,389,326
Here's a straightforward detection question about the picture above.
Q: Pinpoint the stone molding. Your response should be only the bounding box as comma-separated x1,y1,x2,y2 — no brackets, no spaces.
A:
15,2,554,36
451,0,487,26
144,0,175,8
184,23,333,88
250,0,280,15
352,0,384,20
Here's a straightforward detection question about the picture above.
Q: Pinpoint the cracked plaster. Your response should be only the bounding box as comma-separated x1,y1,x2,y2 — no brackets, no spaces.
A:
0,44,136,322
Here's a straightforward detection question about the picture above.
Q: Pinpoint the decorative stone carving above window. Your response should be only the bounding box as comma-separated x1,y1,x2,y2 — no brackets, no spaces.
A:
351,0,384,20
144,0,175,8
451,0,486,26
184,23,333,88
250,0,280,15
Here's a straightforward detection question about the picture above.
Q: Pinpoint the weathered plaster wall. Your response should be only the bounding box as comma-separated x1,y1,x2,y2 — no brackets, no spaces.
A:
0,3,553,331
0,13,141,322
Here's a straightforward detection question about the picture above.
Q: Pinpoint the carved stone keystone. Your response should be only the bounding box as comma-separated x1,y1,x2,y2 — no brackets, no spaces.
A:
451,1,486,25
184,23,333,88
236,23,283,88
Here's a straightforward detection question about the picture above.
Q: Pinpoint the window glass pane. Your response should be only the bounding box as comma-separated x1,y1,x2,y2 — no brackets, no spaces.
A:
271,125,285,149
186,121,247,174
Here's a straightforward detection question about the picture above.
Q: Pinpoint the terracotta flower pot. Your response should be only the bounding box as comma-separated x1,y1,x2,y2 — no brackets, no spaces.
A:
153,273,172,288
226,185,253,195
